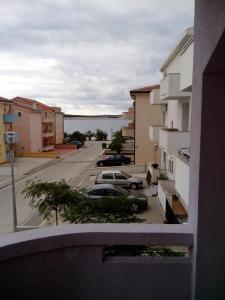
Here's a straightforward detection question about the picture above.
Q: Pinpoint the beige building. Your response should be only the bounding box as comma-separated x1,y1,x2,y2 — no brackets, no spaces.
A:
130,85,163,165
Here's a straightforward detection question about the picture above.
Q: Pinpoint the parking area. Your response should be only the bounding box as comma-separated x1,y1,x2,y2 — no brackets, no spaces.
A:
78,169,164,224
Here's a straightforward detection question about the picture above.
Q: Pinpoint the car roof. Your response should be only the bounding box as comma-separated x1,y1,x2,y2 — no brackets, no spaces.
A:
99,170,123,175
85,184,116,190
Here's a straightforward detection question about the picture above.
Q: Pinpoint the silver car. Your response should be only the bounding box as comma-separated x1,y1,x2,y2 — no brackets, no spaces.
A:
95,170,143,190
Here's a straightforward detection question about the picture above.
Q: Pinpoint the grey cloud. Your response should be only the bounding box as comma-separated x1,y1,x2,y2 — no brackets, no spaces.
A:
0,0,194,114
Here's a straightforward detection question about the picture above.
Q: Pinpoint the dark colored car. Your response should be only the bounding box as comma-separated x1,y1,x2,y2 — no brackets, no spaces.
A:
81,184,148,211
96,155,131,167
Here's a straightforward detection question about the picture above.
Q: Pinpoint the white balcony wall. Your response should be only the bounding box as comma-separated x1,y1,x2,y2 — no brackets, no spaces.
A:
175,156,189,209
149,125,163,143
180,42,193,92
159,129,190,155
160,74,191,101
150,89,160,105
158,181,167,214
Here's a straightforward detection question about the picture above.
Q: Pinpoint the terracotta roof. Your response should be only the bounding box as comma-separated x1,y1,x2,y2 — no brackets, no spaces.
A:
0,96,11,103
12,96,56,113
130,84,160,94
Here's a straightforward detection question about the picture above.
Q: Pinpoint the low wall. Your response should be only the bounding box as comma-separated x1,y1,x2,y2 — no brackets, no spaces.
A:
21,152,59,158
0,224,192,300
54,144,77,149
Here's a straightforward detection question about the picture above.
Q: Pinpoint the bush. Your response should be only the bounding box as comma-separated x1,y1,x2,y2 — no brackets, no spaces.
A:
95,129,108,141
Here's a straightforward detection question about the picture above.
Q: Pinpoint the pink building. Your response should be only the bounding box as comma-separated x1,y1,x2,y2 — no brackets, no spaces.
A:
12,97,64,153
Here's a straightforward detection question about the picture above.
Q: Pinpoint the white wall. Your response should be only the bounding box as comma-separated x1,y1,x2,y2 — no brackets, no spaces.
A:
175,156,189,210
165,100,182,130
180,42,193,92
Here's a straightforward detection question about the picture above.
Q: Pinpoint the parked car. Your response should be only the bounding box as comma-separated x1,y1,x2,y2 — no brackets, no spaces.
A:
95,170,143,190
96,155,131,167
70,140,82,149
81,184,148,211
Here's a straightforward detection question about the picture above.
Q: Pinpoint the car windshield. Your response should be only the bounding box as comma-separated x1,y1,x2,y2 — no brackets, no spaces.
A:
107,156,115,160
114,186,129,195
121,171,131,178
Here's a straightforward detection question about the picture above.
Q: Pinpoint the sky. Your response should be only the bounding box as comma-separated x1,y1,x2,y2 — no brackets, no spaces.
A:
0,0,194,115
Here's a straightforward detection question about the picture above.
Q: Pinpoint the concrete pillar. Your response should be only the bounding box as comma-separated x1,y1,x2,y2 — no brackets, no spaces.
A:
190,1,225,299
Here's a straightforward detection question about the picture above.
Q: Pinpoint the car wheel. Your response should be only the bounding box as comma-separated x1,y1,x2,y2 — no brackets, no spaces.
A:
99,162,104,167
130,183,137,190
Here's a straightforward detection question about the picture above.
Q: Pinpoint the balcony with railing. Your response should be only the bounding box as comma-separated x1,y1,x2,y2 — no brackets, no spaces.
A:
42,131,54,138
159,129,190,155
149,125,163,143
42,118,54,123
122,122,134,138
0,224,193,299
160,73,191,101
42,145,54,151
122,107,134,121
149,88,161,105
175,147,190,209
3,114,18,123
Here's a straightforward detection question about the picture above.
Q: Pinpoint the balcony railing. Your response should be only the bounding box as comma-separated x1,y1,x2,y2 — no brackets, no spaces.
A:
42,118,54,123
0,224,193,300
42,145,54,151
3,114,18,123
150,88,161,105
175,154,190,209
122,126,134,138
149,125,163,143
159,129,190,155
42,132,54,138
160,73,191,101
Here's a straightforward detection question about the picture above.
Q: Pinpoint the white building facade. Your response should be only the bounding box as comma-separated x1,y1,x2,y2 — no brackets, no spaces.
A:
149,28,194,223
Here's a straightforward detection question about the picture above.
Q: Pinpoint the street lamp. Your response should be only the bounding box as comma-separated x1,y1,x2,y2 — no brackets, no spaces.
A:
4,131,19,232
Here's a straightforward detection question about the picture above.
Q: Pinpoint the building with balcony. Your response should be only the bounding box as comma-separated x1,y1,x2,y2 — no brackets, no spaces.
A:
0,97,18,163
130,85,163,165
147,28,194,223
12,97,64,154
0,2,224,299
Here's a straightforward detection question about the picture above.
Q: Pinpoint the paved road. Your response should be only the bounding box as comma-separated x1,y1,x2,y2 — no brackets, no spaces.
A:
0,142,102,234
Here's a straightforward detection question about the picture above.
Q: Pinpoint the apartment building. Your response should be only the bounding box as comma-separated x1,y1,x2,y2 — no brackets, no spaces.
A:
12,97,64,154
129,85,163,165
0,97,18,163
148,28,194,223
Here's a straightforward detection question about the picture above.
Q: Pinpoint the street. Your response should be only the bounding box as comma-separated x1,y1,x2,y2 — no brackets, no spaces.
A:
0,141,102,234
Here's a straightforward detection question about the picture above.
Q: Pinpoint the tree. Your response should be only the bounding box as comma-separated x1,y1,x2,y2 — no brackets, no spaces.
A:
109,129,125,153
69,131,86,145
95,129,108,141
109,138,123,153
62,195,144,223
112,129,125,143
85,130,95,141
22,179,83,225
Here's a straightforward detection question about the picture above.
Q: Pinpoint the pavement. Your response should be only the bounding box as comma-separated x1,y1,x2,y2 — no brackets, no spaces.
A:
0,148,77,190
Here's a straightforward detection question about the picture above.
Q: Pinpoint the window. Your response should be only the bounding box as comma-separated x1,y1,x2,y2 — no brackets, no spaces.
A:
115,174,127,180
106,189,121,197
17,112,21,117
102,173,114,180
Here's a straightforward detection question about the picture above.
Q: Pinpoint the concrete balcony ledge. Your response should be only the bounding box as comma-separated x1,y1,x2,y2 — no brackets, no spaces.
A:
3,114,18,123
42,132,54,138
159,129,190,155
0,224,193,261
160,73,191,101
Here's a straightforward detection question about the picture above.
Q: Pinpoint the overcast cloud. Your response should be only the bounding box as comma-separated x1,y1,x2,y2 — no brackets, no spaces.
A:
0,0,194,114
